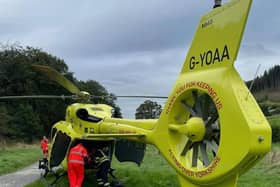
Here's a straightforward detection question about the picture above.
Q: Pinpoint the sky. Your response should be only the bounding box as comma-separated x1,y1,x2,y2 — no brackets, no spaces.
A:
0,0,279,118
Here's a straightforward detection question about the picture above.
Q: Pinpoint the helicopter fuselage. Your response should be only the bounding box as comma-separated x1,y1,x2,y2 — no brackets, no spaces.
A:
48,103,157,169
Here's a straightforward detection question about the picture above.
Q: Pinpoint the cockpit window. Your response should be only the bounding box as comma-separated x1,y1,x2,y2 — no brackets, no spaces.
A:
76,108,102,122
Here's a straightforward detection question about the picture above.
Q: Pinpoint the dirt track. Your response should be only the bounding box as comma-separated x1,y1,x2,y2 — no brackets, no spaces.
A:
0,162,42,187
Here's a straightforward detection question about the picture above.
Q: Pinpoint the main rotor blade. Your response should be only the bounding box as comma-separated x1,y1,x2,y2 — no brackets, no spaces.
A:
115,95,168,99
0,94,167,101
32,65,80,94
0,95,73,100
90,95,168,99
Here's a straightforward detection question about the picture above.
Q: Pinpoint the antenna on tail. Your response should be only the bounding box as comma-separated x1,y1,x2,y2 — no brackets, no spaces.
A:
213,0,222,8
246,64,261,100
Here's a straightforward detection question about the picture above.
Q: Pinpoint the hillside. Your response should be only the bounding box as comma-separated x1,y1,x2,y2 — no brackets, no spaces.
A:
246,65,280,116
247,65,280,102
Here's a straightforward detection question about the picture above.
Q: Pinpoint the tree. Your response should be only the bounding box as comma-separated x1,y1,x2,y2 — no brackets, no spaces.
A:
247,65,280,93
0,105,12,138
132,100,162,157
0,44,122,141
135,100,162,119
10,104,41,142
0,45,72,138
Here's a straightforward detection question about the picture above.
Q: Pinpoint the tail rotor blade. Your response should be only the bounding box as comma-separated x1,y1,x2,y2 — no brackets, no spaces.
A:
192,90,202,117
192,143,199,167
205,140,218,155
200,142,210,166
201,94,211,120
181,100,197,116
181,140,193,156
206,112,219,126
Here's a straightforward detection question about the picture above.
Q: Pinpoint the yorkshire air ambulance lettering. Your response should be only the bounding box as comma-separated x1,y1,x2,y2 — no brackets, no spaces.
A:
189,45,230,70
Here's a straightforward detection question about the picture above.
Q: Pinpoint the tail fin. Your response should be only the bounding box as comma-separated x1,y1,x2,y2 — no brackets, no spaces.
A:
181,0,252,74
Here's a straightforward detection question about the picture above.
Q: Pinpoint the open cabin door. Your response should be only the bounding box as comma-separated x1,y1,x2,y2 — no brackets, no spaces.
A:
49,131,71,168
114,140,146,166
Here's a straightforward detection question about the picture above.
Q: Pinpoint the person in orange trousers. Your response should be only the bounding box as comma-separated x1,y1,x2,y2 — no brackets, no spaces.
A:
68,143,88,187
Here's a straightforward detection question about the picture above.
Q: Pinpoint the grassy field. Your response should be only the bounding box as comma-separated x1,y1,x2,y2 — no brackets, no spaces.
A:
26,145,179,187
0,142,41,175
238,144,280,187
26,144,280,187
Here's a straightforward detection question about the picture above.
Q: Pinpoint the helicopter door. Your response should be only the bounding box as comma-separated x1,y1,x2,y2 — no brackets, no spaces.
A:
49,131,71,167
114,140,146,166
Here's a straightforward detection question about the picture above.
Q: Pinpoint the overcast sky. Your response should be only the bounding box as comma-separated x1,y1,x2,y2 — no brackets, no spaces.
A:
0,0,279,118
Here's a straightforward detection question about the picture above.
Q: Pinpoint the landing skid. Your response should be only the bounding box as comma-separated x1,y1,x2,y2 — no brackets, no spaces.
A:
38,158,66,187
40,169,67,187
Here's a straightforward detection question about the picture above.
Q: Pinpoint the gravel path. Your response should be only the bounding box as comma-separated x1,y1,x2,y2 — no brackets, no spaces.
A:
0,162,43,187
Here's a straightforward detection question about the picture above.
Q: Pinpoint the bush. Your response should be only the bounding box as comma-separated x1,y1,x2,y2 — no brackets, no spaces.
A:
272,125,280,143
268,116,280,143
259,102,280,116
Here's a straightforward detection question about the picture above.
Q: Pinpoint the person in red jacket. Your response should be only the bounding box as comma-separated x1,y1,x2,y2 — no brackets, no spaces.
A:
40,136,49,158
67,143,88,187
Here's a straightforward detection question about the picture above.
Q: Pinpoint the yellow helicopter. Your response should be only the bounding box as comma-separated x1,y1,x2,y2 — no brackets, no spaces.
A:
0,0,272,186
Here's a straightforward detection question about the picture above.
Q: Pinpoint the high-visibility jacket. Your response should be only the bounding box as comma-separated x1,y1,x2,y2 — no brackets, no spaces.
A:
95,149,109,167
68,143,88,165
40,139,48,150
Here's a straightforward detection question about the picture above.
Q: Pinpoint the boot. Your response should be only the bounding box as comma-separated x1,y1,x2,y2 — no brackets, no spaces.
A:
97,178,104,187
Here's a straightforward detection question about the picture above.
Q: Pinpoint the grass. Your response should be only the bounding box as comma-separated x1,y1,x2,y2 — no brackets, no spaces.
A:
111,146,179,187
26,145,179,187
26,144,280,187
238,144,280,187
0,142,41,175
